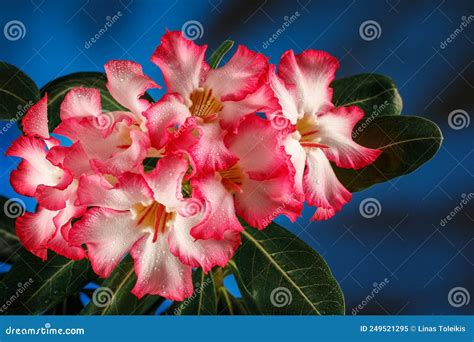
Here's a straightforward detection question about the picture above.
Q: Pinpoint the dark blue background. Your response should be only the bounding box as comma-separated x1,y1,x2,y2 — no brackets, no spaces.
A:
0,0,473,315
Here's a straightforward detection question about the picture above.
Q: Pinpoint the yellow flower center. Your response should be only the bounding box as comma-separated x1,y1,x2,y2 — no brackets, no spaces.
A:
132,202,174,242
189,88,223,122
219,163,244,193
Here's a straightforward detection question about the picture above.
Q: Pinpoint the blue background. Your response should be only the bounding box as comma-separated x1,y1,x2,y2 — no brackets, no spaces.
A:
0,0,473,315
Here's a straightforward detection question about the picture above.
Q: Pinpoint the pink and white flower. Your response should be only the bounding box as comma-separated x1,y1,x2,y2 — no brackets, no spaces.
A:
269,50,382,220
70,154,240,300
145,31,279,173
189,114,302,240
6,95,85,260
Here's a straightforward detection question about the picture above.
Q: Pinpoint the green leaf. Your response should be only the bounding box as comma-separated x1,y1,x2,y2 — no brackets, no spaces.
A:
168,269,217,315
232,222,345,315
0,197,22,264
332,73,403,124
0,250,97,315
209,40,235,69
0,62,40,121
81,256,163,315
216,286,249,315
40,72,154,132
333,116,443,192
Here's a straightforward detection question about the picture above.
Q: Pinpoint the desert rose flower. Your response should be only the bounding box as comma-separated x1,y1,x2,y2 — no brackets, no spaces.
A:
144,31,279,173
70,154,240,300
6,95,86,260
189,114,303,240
269,50,382,220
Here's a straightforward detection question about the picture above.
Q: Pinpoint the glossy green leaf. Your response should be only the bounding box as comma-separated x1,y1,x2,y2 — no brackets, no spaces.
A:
333,115,443,192
232,222,345,315
332,73,403,124
40,72,153,132
81,256,163,315
168,269,217,315
209,40,234,69
0,62,40,121
0,250,97,315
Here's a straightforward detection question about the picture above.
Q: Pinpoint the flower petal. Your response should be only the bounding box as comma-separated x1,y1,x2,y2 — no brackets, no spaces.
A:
189,121,238,174
219,84,279,132
144,154,188,210
190,175,243,240
225,115,288,178
70,208,145,278
304,148,352,220
131,233,193,301
235,175,302,229
16,207,58,260
60,88,102,120
278,50,339,116
6,136,71,196
316,106,382,169
268,68,300,124
77,172,153,211
144,93,190,150
168,213,240,272
22,95,50,139
91,129,150,176
205,45,268,102
105,60,160,117
151,31,208,100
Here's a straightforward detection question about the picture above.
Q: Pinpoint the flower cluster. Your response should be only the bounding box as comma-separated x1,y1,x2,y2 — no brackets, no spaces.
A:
7,31,381,300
